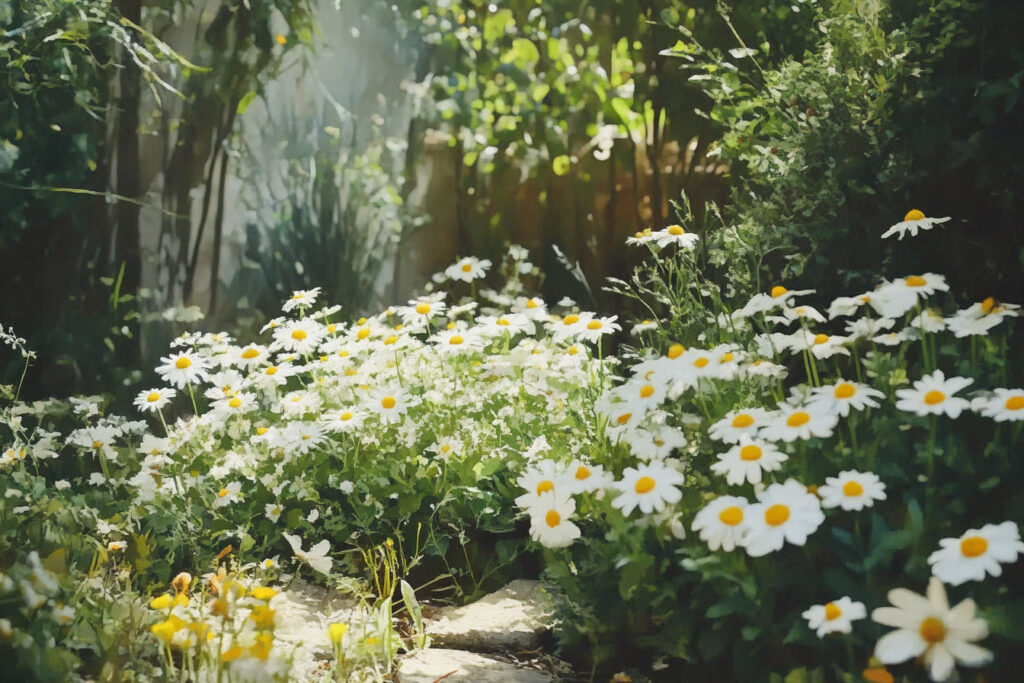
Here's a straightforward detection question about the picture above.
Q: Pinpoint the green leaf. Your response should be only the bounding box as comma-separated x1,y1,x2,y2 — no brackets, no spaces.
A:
237,90,259,115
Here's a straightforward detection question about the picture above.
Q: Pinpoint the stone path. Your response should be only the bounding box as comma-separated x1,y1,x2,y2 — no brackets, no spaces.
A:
276,578,566,681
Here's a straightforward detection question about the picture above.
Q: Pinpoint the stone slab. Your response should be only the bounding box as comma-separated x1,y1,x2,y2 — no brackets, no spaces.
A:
397,648,553,683
426,579,554,652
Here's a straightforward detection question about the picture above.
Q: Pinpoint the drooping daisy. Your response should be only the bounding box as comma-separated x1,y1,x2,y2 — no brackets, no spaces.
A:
281,287,321,313
156,350,210,389
927,521,1024,586
444,256,491,282
625,227,657,246
872,577,991,682
759,404,838,443
827,293,873,319
732,286,816,319
741,479,824,557
894,370,973,418
945,297,1019,338
809,380,884,417
710,435,788,486
212,482,242,508
880,210,951,240
134,388,176,414
282,533,333,575
708,407,770,443
610,460,685,517
817,470,887,511
972,388,1024,422
802,597,867,637
785,330,851,359
527,491,581,549
621,423,687,461
691,495,750,552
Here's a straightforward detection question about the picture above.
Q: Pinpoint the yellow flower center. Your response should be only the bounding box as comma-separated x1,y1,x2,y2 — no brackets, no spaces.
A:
980,297,997,314
770,286,788,298
384,335,398,345
536,480,554,495
842,480,864,497
563,314,579,325
257,427,268,435
824,602,842,621
415,303,431,314
381,396,396,410
545,509,561,528
441,444,451,453
1005,396,1024,411
786,411,811,427
265,366,278,375
720,352,734,363
960,535,988,558
357,327,371,339
175,357,192,369
340,411,353,421
615,412,633,425
497,317,510,326
834,383,856,399
923,390,946,405
732,414,755,428
291,329,307,341
92,441,103,450
813,334,830,345
919,617,946,644
667,343,685,359
586,320,602,330
718,506,743,526
461,263,473,272
567,346,579,356
241,348,259,359
764,504,790,526
357,317,367,325
905,275,927,288
694,356,709,368
146,392,161,403
575,466,591,480
449,335,464,345
739,445,762,461
228,397,242,409
634,476,656,494
667,225,685,235
640,385,655,399
217,488,229,498
446,321,456,330
526,298,539,309
904,209,925,222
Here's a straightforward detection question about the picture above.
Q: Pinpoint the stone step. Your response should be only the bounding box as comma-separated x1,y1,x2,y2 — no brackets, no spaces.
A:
397,648,553,682
425,579,555,652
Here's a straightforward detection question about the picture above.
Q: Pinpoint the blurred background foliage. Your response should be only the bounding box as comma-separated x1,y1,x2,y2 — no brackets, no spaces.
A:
2,0,1023,395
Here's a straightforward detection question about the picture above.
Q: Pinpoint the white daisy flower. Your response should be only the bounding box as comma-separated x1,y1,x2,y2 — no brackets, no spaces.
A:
802,596,867,637
134,388,176,414
210,391,257,420
625,228,657,246
880,209,951,240
212,481,242,508
444,256,491,282
927,521,1024,586
271,319,325,355
817,470,887,511
514,460,564,509
872,577,991,682
758,404,838,443
621,424,687,461
894,370,973,418
366,384,417,425
549,312,594,342
281,287,321,313
561,460,613,495
232,344,268,370
651,224,700,249
972,388,1024,421
527,491,581,549
741,479,824,557
710,435,788,486
766,304,827,327
708,408,771,443
809,380,884,417
156,350,210,388
785,329,851,359
265,503,284,523
691,495,750,552
432,327,485,354
732,286,816,319
576,315,621,343
282,533,333,575
845,316,895,340
827,293,873,319
872,274,949,318
610,460,685,517
630,319,659,335
945,297,1020,338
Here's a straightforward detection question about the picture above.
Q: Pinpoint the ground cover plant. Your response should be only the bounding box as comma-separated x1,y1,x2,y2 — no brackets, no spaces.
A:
2,207,1023,681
